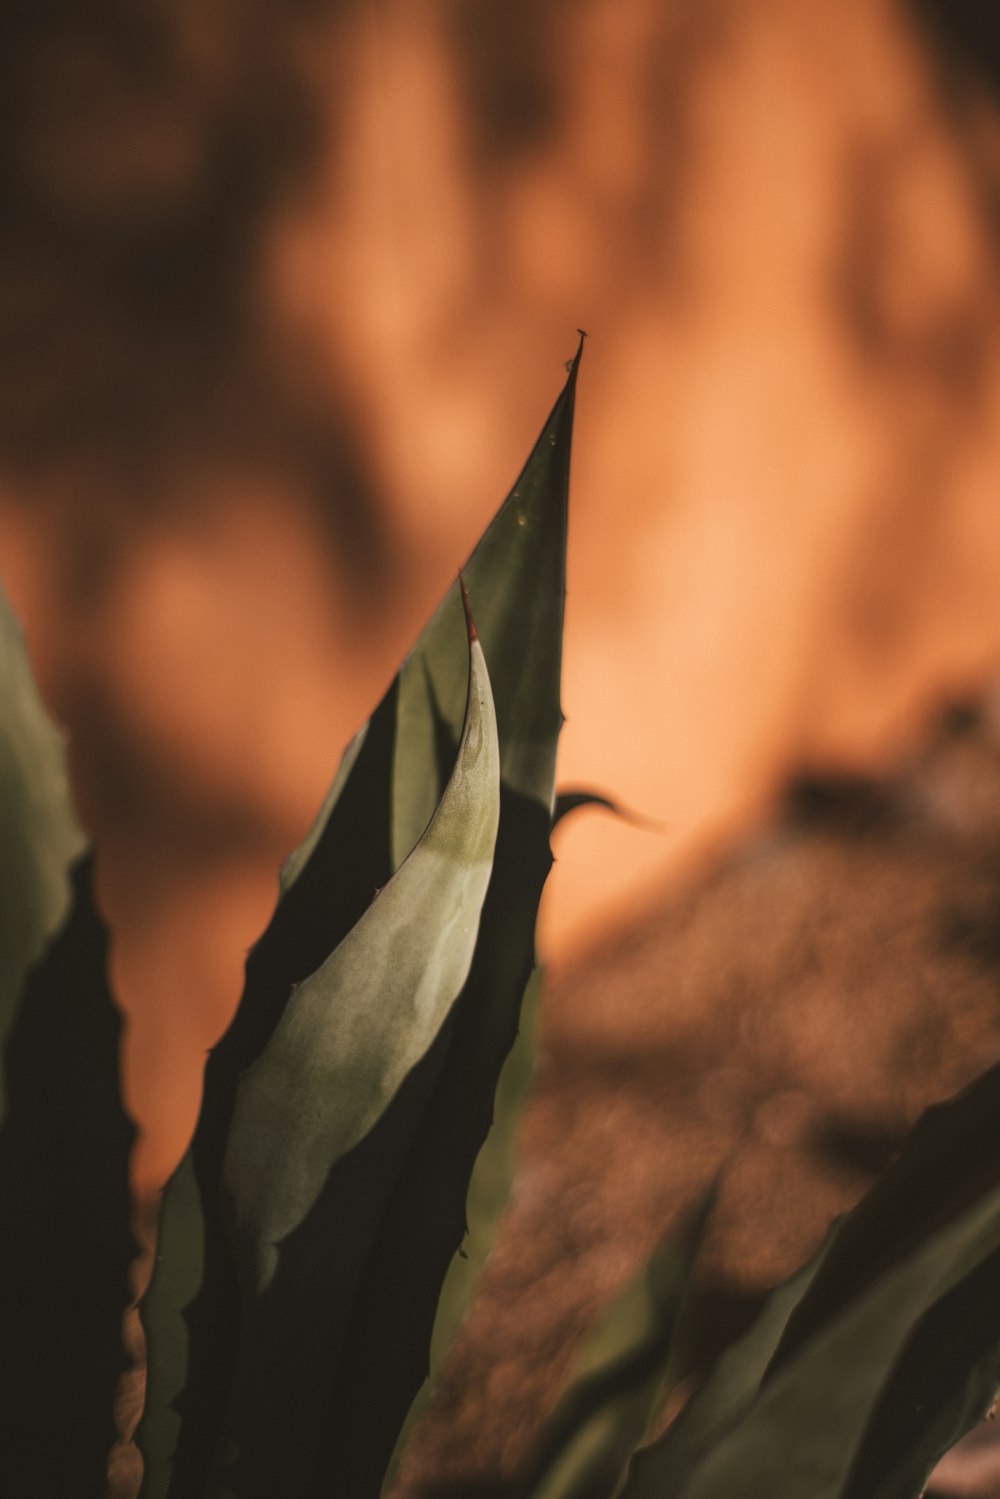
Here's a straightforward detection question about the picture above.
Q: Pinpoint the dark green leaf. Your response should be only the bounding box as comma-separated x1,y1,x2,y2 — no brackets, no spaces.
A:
363,347,580,1493
428,964,543,1369
0,856,136,1496
138,684,401,1499
0,587,135,1496
385,966,544,1490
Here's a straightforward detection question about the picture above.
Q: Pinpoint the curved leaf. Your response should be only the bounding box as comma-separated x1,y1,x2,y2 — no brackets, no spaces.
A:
551,789,665,834
552,790,621,829
200,621,499,1498
372,345,580,1491
429,964,543,1372
138,685,401,1499
385,967,544,1491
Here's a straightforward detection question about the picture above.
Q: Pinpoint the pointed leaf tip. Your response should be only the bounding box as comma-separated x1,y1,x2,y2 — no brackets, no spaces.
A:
564,331,587,378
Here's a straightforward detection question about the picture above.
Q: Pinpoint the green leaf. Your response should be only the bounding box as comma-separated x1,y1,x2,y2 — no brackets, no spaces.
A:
0,858,137,1497
372,347,580,1491
138,685,401,1499
201,617,500,1498
516,1192,715,1499
139,344,580,1499
385,966,544,1491
429,964,543,1372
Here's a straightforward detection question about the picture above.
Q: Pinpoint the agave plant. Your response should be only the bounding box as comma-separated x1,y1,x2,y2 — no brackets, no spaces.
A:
0,339,578,1498
3,337,1000,1499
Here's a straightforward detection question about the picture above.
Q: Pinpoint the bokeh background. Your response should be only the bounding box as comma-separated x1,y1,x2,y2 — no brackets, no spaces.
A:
2,0,1000,1199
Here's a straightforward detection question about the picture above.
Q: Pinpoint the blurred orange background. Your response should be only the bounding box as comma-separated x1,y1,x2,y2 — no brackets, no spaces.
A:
2,0,1000,1196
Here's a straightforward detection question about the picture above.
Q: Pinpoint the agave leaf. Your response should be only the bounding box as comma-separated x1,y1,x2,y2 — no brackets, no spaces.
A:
774,1061,1000,1499
429,964,543,1372
0,590,84,1121
662,1062,1000,1499
385,966,544,1491
618,1246,828,1498
138,682,403,1499
139,344,579,1499
198,616,499,1499
371,350,580,1493
0,857,137,1497
514,1192,715,1499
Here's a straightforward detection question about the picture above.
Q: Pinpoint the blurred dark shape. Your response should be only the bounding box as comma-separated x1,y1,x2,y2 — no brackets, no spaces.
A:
446,0,568,169
783,772,895,837
0,0,387,585
912,0,1000,100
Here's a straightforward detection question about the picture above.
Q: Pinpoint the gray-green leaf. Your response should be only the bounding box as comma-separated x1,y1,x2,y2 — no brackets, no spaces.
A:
204,624,499,1497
